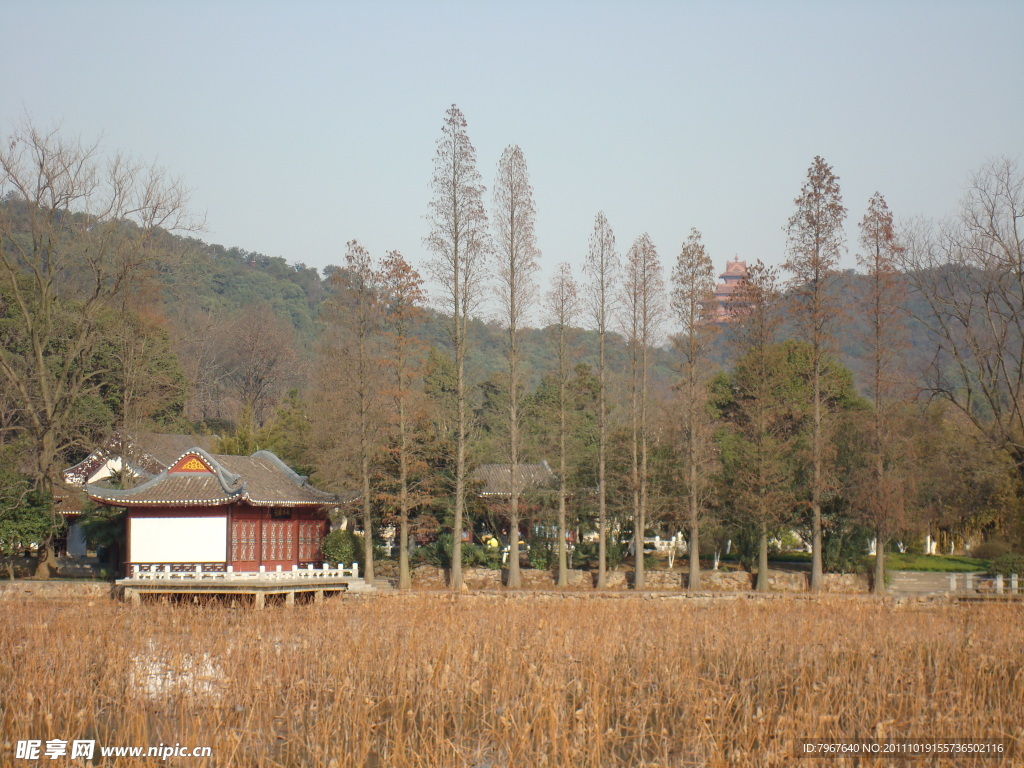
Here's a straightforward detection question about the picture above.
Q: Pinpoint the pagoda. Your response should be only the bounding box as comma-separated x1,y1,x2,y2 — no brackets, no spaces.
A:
710,260,748,322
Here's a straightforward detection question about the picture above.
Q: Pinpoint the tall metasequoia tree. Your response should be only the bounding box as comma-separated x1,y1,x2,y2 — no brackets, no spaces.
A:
0,123,193,576
583,212,618,588
545,263,581,587
380,250,428,590
425,105,489,590
856,193,908,595
784,156,846,592
724,262,792,591
493,145,539,588
322,240,384,586
670,228,719,590
621,233,665,590
901,159,1024,481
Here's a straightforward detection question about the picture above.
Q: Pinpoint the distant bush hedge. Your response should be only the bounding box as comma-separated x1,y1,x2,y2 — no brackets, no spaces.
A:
971,541,1012,561
989,554,1024,578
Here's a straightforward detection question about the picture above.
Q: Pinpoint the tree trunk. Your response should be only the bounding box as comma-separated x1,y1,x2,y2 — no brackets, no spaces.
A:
810,360,824,592
688,520,700,590
399,515,410,590
452,330,466,590
688,429,701,590
398,391,411,590
507,500,521,588
597,329,607,589
34,543,58,580
362,453,374,585
873,533,886,595
756,524,769,592
507,426,521,589
556,393,569,587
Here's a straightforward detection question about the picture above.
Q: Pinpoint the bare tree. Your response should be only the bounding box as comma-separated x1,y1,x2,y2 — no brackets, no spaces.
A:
319,240,385,586
784,155,846,591
621,233,665,590
855,192,909,594
545,263,581,586
583,212,618,588
425,105,490,590
0,122,194,575
670,228,719,589
380,250,428,590
493,145,540,588
901,159,1024,480
221,303,299,425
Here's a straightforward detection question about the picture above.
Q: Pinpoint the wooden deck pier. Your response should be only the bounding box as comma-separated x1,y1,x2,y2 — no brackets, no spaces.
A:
118,563,383,606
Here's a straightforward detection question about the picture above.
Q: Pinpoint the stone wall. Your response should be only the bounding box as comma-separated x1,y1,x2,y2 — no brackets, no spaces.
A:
822,572,870,593
0,580,113,601
768,572,807,592
693,570,754,591
399,564,870,594
0,556,37,579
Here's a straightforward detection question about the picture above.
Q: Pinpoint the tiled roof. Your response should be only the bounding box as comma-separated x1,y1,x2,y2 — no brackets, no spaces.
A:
136,432,217,467
63,431,217,487
53,492,89,517
471,462,557,497
86,449,337,508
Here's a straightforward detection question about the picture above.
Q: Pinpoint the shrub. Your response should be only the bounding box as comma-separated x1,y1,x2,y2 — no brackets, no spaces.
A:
903,537,926,556
574,537,628,570
412,534,501,570
321,529,361,566
528,539,554,570
823,526,872,574
989,553,1024,578
971,541,1012,561
465,542,502,570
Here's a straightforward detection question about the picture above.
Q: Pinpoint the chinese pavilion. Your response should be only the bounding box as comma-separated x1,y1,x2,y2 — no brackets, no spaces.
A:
86,449,337,573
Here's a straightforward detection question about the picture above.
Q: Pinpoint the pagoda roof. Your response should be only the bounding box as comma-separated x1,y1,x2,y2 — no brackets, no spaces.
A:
472,462,557,497
63,431,217,487
719,260,748,278
86,449,337,508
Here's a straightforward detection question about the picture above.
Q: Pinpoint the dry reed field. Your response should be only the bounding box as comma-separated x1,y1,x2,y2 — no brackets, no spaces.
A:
1,594,1021,767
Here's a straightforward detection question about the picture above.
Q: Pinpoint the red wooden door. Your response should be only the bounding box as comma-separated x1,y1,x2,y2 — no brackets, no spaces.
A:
231,519,260,571
261,519,295,571
297,520,327,566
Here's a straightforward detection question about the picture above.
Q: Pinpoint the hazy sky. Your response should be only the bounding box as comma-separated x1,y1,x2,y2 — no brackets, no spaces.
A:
4,1,1023,312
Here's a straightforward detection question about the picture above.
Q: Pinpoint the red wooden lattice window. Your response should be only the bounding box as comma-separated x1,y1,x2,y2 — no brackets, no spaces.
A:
232,520,258,563
261,520,294,562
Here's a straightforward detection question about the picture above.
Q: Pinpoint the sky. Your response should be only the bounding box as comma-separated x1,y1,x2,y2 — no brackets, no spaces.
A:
3,1,1023,320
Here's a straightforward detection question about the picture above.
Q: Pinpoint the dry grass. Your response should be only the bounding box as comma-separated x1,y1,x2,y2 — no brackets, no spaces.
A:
1,594,1021,767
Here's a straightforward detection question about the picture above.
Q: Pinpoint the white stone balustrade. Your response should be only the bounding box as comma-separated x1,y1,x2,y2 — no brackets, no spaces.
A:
129,563,360,581
946,573,1019,595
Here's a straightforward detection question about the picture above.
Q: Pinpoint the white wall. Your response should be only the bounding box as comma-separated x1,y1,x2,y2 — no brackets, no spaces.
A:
131,517,227,563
